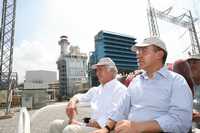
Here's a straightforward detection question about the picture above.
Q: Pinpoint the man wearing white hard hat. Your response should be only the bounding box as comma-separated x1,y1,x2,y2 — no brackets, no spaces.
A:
49,57,127,133
93,37,193,133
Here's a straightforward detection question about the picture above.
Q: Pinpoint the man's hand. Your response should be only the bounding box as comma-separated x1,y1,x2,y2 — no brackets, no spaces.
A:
193,111,200,122
69,119,82,125
66,100,78,124
90,128,109,133
115,120,139,133
115,120,161,133
87,119,101,129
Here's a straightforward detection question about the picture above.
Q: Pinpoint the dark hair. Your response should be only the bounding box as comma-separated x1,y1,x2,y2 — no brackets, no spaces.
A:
173,59,194,96
153,46,168,64
162,51,168,64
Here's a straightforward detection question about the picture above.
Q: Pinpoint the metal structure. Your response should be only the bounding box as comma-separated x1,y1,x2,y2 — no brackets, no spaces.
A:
147,0,200,55
0,0,17,115
0,0,17,89
5,72,17,113
147,0,160,37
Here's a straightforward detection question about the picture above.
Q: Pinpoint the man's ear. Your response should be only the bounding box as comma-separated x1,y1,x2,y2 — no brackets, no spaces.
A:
156,50,164,60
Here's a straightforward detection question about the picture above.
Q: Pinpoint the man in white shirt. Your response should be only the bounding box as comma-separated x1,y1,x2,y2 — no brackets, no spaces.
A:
48,57,127,133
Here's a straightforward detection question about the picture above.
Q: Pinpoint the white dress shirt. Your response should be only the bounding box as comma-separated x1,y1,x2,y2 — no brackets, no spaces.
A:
75,78,127,128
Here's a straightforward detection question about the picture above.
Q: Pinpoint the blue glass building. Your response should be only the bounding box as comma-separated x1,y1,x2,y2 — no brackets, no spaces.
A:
89,30,138,86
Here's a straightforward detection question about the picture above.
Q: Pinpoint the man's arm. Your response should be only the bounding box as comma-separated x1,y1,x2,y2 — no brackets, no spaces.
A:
91,118,116,133
66,96,79,124
67,87,97,124
115,120,161,133
92,119,161,133
155,76,193,132
69,96,79,104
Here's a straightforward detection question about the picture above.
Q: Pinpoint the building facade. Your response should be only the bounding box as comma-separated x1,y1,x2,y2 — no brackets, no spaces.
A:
23,70,57,108
57,36,88,98
89,30,138,86
24,70,57,89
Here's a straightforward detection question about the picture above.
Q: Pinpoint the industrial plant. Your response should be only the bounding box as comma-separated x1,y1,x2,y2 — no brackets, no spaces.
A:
57,35,88,98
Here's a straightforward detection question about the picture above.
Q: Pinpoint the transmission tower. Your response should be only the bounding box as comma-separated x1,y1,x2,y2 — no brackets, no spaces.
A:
0,0,17,115
147,0,200,55
147,0,160,37
0,0,17,89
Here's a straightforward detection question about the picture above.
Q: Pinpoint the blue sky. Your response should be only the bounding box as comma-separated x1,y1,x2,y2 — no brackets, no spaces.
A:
10,0,200,82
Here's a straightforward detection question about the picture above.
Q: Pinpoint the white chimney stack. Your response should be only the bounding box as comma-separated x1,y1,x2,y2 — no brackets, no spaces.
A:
58,35,70,56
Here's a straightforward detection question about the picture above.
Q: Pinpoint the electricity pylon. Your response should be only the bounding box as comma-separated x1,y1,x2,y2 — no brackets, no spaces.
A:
147,0,200,55
0,0,17,114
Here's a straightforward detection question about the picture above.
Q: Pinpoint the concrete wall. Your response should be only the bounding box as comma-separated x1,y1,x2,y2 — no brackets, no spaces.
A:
22,89,48,109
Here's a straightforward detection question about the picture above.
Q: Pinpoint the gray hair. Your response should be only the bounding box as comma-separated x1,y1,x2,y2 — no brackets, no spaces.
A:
105,65,118,78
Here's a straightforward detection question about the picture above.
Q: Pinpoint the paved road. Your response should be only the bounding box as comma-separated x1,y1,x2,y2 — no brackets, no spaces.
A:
0,102,91,133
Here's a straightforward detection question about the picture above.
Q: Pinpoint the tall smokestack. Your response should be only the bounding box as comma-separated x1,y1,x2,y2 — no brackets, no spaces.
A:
58,35,70,56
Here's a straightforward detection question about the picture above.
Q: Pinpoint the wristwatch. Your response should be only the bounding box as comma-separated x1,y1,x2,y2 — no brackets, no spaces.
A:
105,125,111,132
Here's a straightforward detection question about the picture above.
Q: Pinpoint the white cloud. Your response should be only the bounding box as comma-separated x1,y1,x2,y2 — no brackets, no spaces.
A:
43,0,149,52
13,40,59,83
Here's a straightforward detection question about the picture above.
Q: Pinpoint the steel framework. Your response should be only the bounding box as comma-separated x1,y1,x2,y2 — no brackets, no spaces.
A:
147,0,160,37
0,0,16,89
147,0,200,55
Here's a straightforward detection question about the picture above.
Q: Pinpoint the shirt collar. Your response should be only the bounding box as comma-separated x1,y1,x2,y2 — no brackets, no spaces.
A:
141,66,169,80
101,78,116,88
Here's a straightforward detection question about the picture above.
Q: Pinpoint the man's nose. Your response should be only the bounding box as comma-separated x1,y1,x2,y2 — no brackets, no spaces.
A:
136,52,142,58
